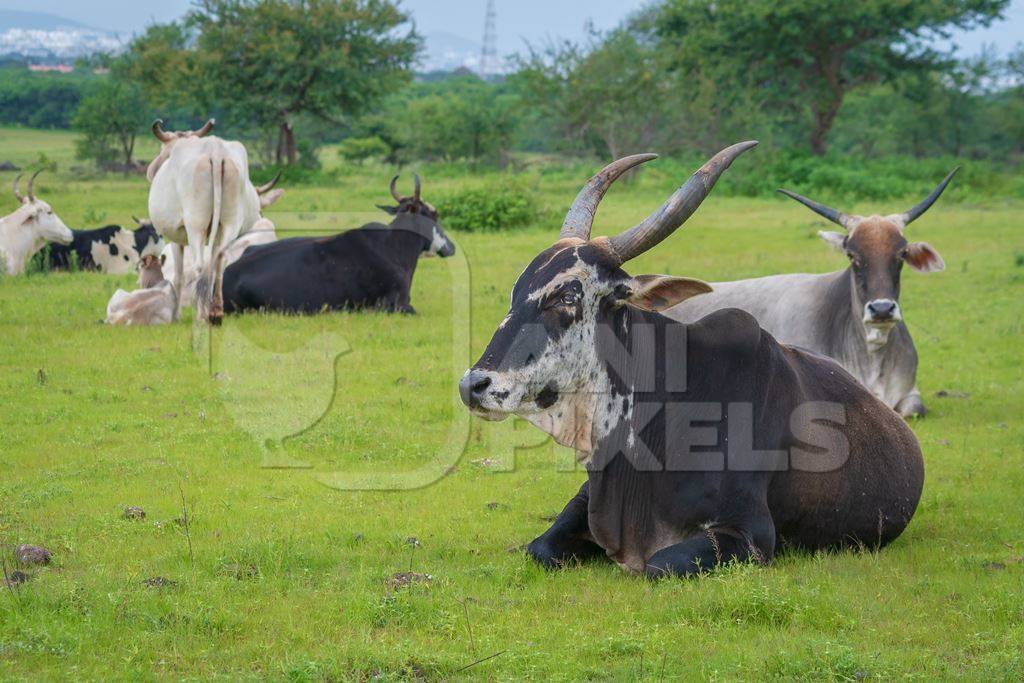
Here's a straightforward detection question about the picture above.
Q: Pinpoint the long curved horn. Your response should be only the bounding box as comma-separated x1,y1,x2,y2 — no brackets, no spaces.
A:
256,171,282,195
26,169,41,201
560,153,658,241
777,188,856,230
12,173,23,203
152,119,173,143
194,118,215,137
389,175,402,202
413,173,421,202
605,141,758,264
900,166,959,227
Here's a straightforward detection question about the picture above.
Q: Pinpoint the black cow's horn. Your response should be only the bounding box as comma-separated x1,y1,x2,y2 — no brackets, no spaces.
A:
413,173,421,202
777,188,856,230
256,171,282,195
195,119,215,137
12,173,24,203
26,169,41,202
900,166,959,227
605,141,758,264
152,119,173,143
560,153,658,241
389,175,402,202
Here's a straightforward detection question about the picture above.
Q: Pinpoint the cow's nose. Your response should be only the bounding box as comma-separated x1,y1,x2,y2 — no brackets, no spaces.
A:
459,371,492,407
867,300,897,320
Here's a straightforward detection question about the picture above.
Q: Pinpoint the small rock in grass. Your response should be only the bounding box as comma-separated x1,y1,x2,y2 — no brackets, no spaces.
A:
982,561,1005,571
15,545,52,566
143,576,177,588
123,506,146,520
486,502,501,510
388,571,432,591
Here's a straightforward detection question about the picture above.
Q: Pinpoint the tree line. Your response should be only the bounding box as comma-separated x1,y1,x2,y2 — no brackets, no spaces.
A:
0,0,1020,175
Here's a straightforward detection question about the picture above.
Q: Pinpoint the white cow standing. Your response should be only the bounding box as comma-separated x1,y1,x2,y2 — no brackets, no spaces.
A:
0,172,73,276
161,175,284,308
146,119,265,324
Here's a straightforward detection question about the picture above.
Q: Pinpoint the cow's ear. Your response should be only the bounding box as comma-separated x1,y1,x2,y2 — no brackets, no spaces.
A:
377,204,399,216
904,241,945,272
260,188,285,209
818,231,847,252
625,275,712,312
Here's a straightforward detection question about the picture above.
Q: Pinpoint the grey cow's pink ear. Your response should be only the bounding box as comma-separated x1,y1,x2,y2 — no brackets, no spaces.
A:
904,242,945,272
625,275,713,312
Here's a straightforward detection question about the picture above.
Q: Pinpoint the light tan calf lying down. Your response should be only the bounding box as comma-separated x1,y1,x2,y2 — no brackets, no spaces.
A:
105,254,178,326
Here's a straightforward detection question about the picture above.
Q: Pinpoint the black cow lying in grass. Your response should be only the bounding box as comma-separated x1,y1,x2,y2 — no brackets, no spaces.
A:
48,218,164,274
222,175,455,314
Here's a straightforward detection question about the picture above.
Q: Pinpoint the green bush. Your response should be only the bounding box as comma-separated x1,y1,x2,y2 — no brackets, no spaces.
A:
338,136,390,163
435,178,541,231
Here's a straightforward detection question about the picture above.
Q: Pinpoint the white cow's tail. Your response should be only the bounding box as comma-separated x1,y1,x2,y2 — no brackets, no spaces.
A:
197,155,225,319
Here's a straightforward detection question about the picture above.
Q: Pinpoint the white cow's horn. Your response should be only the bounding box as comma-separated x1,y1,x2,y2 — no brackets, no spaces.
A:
152,119,174,143
12,173,24,203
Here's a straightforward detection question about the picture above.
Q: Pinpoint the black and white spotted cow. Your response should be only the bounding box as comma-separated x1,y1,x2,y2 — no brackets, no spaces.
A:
459,144,924,578
47,218,164,274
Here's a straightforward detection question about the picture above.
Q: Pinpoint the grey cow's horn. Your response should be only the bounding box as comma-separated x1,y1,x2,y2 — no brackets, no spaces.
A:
777,188,856,230
152,119,174,143
389,175,402,202
256,170,282,195
413,173,421,202
560,153,658,241
26,169,41,202
195,118,215,137
12,173,24,203
900,166,960,227
605,141,758,264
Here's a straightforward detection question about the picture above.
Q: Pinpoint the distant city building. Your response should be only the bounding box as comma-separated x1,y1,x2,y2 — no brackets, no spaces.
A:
27,63,74,73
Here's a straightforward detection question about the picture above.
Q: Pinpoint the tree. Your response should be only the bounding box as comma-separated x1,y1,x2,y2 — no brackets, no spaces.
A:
643,0,1010,154
182,0,421,165
72,79,149,169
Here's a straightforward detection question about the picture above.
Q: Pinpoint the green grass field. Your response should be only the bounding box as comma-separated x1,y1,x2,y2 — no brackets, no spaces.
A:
1,128,1022,680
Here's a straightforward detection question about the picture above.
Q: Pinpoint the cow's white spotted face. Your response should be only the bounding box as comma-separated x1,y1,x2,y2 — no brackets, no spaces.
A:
462,240,713,453
464,245,621,451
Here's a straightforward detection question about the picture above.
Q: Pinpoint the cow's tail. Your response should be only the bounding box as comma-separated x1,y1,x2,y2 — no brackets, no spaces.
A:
197,154,225,321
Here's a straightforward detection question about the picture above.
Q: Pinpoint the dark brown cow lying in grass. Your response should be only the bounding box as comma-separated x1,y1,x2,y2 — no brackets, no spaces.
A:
459,144,924,577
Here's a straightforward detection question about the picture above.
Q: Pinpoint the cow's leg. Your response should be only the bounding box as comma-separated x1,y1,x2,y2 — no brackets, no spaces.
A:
895,388,925,419
644,515,775,579
208,250,225,327
171,243,185,322
527,482,607,568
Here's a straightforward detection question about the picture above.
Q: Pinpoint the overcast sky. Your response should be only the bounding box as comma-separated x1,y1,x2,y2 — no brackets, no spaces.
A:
5,0,1022,57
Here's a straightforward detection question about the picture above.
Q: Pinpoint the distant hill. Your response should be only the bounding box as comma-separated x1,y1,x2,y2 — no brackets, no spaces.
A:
0,9,93,32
